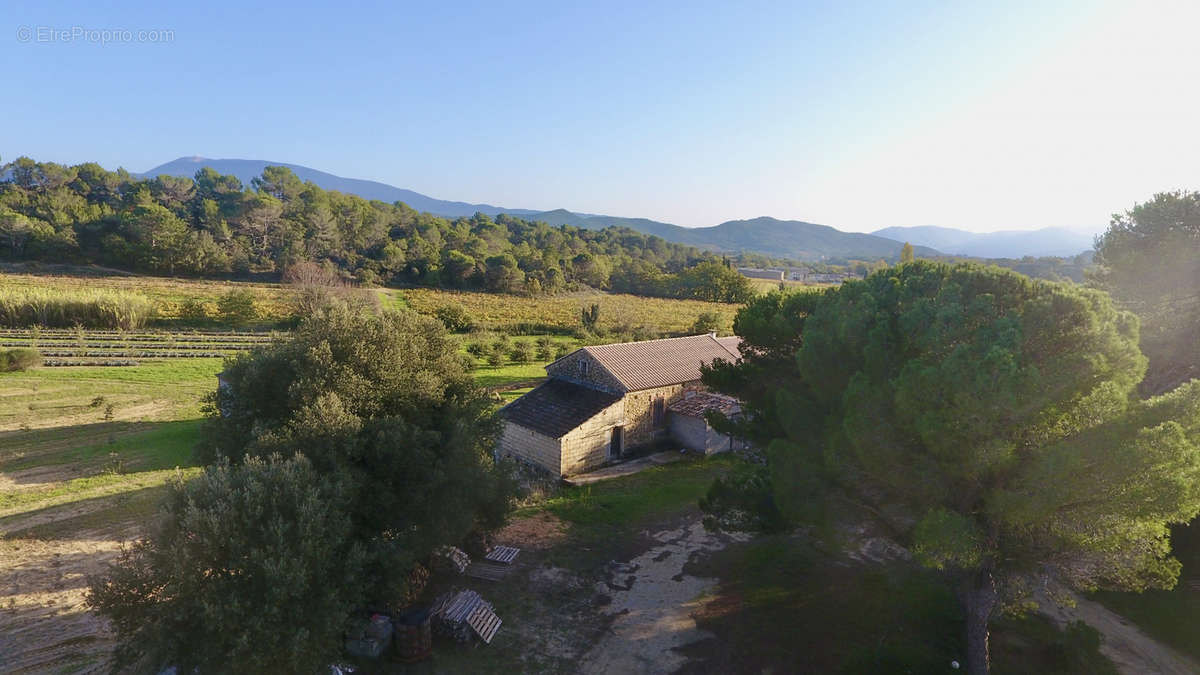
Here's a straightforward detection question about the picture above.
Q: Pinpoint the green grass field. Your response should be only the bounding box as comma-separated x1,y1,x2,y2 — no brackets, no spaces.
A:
0,358,221,673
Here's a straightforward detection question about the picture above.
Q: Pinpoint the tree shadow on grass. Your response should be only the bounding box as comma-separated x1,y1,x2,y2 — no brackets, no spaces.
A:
0,483,172,542
0,419,203,481
676,534,1117,675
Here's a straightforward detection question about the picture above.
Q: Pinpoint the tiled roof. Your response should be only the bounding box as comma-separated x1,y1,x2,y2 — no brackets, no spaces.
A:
668,392,741,418
715,336,742,358
500,378,621,438
581,334,740,392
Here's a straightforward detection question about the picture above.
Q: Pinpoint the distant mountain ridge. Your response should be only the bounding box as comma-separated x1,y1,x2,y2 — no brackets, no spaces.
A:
140,157,542,218
872,225,1096,258
142,156,1092,261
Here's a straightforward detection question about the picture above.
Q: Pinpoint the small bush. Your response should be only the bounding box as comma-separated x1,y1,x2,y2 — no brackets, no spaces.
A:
217,289,260,325
434,304,473,332
554,343,572,359
510,340,533,364
466,342,488,359
536,343,553,361
0,348,42,372
179,298,217,322
692,311,722,335
581,303,601,333
486,350,505,367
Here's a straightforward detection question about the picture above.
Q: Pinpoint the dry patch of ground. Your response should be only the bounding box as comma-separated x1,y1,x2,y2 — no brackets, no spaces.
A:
578,518,749,674
0,535,132,674
494,511,568,551
1038,587,1200,675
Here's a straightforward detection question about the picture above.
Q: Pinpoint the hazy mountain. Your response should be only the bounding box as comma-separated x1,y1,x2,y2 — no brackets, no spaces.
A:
142,157,928,261
531,213,937,261
873,225,1097,258
141,157,540,218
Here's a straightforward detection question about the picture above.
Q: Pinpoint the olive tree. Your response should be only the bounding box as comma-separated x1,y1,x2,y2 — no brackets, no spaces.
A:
88,454,361,674
704,262,1200,674
198,304,516,602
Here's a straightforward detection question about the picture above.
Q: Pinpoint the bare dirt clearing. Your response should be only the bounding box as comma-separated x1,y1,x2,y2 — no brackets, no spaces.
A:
579,518,749,674
1039,588,1200,675
0,535,131,674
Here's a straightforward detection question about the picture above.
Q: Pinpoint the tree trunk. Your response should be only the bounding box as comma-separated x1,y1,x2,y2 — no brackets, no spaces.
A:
962,570,998,674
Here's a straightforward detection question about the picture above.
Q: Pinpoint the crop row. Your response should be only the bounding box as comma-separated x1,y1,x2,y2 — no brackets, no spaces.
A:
42,359,140,367
0,330,274,341
35,349,229,359
0,340,256,351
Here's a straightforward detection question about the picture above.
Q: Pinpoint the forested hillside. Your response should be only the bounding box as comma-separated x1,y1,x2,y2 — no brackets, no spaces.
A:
141,157,935,262
0,157,753,302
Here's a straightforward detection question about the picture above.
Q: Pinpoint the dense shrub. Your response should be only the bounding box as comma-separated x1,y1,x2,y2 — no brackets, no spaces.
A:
217,289,260,325
510,339,533,363
178,297,217,322
197,305,517,603
692,310,722,335
88,454,362,673
581,302,601,333
0,347,42,371
0,288,155,329
535,336,554,361
433,303,473,332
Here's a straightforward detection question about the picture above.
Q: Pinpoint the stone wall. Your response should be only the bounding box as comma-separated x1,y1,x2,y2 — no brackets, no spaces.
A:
545,350,624,394
622,382,703,448
561,398,626,475
499,421,562,475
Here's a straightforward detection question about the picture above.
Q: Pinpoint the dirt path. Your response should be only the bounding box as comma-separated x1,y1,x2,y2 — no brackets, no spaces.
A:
0,535,129,673
1038,589,1200,675
578,517,748,675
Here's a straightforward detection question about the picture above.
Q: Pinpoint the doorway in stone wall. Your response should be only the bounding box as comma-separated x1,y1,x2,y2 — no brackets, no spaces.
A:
609,426,623,460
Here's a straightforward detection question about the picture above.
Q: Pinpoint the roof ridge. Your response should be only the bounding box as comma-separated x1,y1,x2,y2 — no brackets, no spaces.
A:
582,333,716,351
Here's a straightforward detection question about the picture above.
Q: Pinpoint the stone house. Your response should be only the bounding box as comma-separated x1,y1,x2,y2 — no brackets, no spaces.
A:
737,267,785,281
498,334,743,476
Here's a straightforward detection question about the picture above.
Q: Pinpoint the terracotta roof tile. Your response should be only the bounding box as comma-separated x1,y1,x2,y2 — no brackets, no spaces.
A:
582,334,739,392
715,336,742,358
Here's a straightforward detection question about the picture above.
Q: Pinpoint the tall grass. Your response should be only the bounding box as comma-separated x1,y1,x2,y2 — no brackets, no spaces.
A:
0,288,157,329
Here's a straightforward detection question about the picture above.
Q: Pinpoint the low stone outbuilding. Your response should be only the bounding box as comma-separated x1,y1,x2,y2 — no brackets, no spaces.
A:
498,334,743,476
667,392,746,455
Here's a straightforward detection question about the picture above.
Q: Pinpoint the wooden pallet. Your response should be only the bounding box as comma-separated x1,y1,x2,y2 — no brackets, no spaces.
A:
484,545,520,564
467,604,503,644
466,561,512,581
434,590,485,624
434,545,471,574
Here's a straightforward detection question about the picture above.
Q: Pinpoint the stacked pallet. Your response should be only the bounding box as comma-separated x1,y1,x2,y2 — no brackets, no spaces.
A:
484,545,520,564
467,545,522,581
433,545,471,574
430,590,502,644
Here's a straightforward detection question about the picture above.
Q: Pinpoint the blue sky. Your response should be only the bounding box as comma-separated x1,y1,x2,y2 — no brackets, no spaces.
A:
4,0,1198,232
